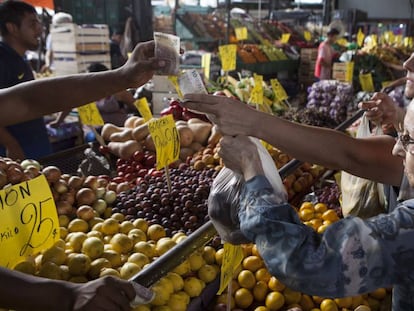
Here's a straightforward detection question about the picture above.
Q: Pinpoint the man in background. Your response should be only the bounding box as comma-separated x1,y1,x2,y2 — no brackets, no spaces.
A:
0,0,52,160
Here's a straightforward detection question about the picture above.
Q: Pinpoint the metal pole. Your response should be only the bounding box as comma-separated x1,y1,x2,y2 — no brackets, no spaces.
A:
130,110,365,287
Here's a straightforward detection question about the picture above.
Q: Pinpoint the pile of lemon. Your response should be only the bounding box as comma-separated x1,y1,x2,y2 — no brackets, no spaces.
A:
13,213,221,311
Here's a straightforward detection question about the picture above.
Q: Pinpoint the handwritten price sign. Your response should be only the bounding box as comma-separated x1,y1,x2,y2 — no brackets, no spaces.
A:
219,44,237,72
249,74,263,106
359,73,375,92
235,27,248,41
271,79,288,101
218,243,244,294
148,115,180,170
77,102,104,126
134,98,153,122
0,175,59,268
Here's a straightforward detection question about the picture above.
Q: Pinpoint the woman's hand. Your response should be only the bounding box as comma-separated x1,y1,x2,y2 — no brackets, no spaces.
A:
218,136,264,180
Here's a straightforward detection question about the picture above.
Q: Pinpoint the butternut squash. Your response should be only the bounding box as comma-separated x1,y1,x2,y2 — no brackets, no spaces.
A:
187,120,212,145
207,125,222,147
133,117,146,128
108,140,143,160
101,123,123,141
132,123,149,142
124,116,140,128
178,126,194,147
143,134,156,152
109,128,133,142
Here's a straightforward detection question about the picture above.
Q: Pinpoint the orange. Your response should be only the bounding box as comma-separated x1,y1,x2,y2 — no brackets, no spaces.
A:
268,276,286,292
314,203,328,213
216,293,235,309
334,296,352,308
321,209,340,222
234,287,254,309
317,224,330,234
241,244,253,257
299,209,315,221
310,218,323,230
283,287,302,304
251,244,261,257
300,294,315,311
265,291,285,310
300,201,315,212
312,296,324,304
237,269,256,289
369,287,387,300
351,295,364,308
215,248,225,265
253,280,269,301
243,255,264,272
320,298,339,311
255,267,272,283
254,307,270,311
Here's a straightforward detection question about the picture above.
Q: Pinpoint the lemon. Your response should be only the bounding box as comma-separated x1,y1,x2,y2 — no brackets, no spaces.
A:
253,280,269,301
101,249,122,268
147,224,166,241
67,253,91,276
133,218,149,232
165,272,184,291
134,241,155,259
334,296,353,308
101,218,120,235
321,209,339,222
128,228,147,244
188,252,205,271
265,291,285,310
197,264,218,283
314,203,328,213
119,221,135,234
110,233,133,254
243,255,264,272
234,287,254,309
111,212,125,222
88,258,111,279
268,276,286,292
320,298,339,311
155,237,177,257
127,253,150,269
38,261,62,280
237,269,256,289
255,267,272,282
68,218,89,233
202,246,216,264
99,267,120,278
14,259,36,275
120,262,141,279
283,287,302,304
81,237,104,259
183,276,205,297
42,245,66,265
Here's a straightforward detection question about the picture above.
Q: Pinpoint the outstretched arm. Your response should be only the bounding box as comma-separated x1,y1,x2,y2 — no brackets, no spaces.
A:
0,41,165,127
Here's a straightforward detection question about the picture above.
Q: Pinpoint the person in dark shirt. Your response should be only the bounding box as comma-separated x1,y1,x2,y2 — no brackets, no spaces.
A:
0,0,52,160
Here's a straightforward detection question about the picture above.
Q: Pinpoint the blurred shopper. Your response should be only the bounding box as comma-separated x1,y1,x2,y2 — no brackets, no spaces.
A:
0,0,52,160
314,28,340,80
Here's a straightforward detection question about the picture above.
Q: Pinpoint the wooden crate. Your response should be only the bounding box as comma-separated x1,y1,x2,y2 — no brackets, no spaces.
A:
53,52,111,75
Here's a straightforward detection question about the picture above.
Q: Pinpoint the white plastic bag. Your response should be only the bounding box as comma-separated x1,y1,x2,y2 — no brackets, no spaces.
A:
341,114,387,218
208,137,287,244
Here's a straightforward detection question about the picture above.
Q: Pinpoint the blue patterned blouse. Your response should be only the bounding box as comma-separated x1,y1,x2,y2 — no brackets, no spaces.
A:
239,175,414,310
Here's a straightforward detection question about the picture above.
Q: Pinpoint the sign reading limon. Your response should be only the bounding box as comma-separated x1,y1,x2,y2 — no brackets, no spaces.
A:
148,115,180,170
0,175,59,268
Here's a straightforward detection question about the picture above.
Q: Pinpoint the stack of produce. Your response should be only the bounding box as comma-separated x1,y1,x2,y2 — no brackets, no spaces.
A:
281,107,338,129
306,80,353,124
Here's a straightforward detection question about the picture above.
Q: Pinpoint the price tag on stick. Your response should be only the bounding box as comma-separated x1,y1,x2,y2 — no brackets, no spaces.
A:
0,175,60,268
78,102,106,146
235,27,248,41
219,44,237,72
271,79,288,101
148,114,180,167
201,53,211,80
134,97,153,122
218,243,244,294
359,73,375,92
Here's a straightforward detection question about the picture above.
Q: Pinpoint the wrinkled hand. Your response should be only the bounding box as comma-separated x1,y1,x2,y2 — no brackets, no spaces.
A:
358,92,401,128
70,276,139,311
218,136,263,180
120,40,166,88
182,94,259,137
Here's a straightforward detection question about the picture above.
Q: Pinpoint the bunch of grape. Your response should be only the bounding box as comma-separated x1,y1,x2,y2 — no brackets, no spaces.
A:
281,107,338,128
314,182,342,218
112,164,218,237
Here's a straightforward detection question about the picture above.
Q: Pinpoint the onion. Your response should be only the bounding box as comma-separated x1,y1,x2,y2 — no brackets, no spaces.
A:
92,199,107,215
107,182,118,192
0,159,8,171
76,187,96,206
116,182,130,194
83,175,99,190
7,166,24,184
59,190,75,205
0,170,8,188
42,166,62,183
68,176,84,190
56,201,73,216
76,205,95,221
24,165,40,179
54,179,69,194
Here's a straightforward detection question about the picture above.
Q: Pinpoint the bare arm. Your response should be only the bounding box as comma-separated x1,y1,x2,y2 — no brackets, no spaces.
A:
0,41,164,127
183,94,404,186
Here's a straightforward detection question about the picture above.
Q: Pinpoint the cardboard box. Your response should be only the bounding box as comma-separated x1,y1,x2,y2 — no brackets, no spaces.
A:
51,23,109,53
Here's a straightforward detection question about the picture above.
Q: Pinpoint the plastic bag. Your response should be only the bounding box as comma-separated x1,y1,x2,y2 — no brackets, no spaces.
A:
341,114,387,218
208,137,287,244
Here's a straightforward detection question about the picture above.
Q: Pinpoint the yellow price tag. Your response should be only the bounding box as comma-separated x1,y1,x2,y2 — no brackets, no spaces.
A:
134,98,153,122
395,34,403,45
359,73,375,92
0,175,60,268
357,29,365,47
281,33,291,44
304,30,311,42
271,79,288,101
77,102,104,126
371,34,378,47
168,76,183,99
148,115,180,170
235,27,248,41
404,37,413,48
336,38,349,47
219,44,237,72
201,53,211,80
345,62,354,83
249,74,263,105
218,243,244,295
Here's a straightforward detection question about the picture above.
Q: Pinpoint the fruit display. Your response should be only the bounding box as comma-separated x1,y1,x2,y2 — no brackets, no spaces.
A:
210,201,391,311
281,107,339,129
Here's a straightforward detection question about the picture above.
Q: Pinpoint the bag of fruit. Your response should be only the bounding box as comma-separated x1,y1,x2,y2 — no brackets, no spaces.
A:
208,137,287,244
341,114,387,218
